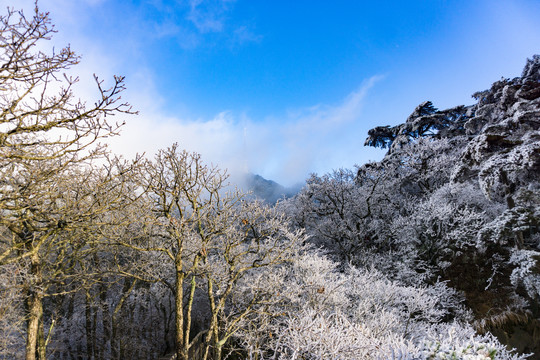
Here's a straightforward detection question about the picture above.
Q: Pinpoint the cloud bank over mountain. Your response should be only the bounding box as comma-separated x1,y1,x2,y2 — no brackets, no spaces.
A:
105,75,384,187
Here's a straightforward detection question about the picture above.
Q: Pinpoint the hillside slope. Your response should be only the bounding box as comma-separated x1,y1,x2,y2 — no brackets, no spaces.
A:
284,55,540,357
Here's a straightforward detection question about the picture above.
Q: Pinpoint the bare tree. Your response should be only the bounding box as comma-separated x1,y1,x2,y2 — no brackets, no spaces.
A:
0,5,135,360
118,144,303,360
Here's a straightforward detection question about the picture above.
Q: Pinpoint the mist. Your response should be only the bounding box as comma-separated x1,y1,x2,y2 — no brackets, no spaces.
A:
105,75,386,189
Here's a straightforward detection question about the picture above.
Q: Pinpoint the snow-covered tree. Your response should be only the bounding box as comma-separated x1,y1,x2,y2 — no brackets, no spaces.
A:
281,55,540,357
117,144,305,360
233,251,524,360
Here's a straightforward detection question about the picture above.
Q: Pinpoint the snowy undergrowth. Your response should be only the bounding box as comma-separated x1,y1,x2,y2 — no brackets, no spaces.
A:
233,252,527,360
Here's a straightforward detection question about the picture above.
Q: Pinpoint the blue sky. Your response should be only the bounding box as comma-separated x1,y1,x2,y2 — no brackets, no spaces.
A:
4,0,540,186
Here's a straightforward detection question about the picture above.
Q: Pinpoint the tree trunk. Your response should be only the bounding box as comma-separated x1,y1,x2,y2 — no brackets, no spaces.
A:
85,290,94,359
99,282,111,359
112,278,135,359
63,293,75,358
92,303,98,360
25,255,45,360
25,289,44,360
202,279,217,360
175,267,186,360
184,274,197,357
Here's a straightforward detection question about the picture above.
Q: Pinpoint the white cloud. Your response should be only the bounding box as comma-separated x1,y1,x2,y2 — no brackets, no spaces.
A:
106,75,384,187
183,0,261,46
1,1,384,187
187,0,231,33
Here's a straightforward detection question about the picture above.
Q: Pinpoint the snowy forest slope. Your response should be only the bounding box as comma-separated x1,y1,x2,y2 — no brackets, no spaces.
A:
1,5,539,358
281,55,540,357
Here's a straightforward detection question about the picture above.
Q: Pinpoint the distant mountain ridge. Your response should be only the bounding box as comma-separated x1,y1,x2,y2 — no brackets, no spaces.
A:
244,173,301,204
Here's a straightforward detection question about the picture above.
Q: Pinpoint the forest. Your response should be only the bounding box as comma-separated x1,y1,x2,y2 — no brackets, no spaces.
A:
1,5,539,360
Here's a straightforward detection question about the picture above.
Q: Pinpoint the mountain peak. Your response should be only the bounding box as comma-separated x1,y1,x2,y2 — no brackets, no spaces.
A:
244,173,300,204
